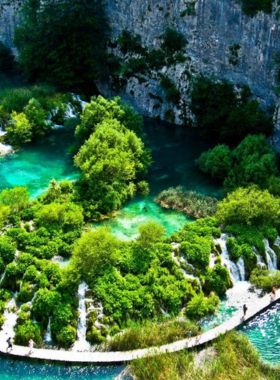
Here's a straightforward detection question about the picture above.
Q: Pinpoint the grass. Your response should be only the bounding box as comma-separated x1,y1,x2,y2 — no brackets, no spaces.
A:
106,319,198,351
0,84,57,113
130,331,280,379
156,186,218,219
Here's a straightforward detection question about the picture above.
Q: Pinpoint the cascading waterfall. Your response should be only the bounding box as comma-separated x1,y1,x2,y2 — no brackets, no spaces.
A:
214,234,241,283
237,257,246,281
171,243,201,287
264,239,277,271
44,318,52,344
72,282,91,352
0,295,19,342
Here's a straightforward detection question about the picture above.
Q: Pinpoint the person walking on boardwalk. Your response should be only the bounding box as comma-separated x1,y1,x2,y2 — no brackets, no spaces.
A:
6,337,12,352
243,304,248,318
271,285,277,301
28,339,34,355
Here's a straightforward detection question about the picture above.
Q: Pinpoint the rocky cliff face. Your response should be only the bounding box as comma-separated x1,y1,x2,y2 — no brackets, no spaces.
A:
1,0,280,142
0,1,21,54
101,0,280,123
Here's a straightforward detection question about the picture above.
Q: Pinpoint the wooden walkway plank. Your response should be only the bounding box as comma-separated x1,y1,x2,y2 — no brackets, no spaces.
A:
0,290,278,363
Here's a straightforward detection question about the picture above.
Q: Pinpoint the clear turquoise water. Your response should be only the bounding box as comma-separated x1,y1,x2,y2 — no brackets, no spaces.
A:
94,119,222,239
0,127,79,198
0,356,124,379
239,303,280,364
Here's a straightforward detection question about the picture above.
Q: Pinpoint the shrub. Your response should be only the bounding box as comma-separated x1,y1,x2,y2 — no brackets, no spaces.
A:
156,187,218,218
0,238,16,264
14,0,109,91
160,28,187,55
56,325,76,348
14,320,42,346
6,111,32,146
203,264,233,295
107,319,198,351
216,186,280,227
190,75,274,142
185,292,219,319
18,282,35,303
86,327,105,344
250,268,280,292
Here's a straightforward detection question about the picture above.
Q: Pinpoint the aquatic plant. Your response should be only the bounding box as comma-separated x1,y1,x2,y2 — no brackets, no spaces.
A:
156,187,218,218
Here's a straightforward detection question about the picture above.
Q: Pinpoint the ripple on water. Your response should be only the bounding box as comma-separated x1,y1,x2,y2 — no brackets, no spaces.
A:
239,303,280,364
0,356,124,379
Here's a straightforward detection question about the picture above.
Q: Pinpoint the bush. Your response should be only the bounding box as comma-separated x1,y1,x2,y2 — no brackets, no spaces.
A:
216,186,280,227
14,320,42,346
14,0,109,92
56,325,76,348
86,327,105,344
185,292,220,319
197,135,278,191
156,187,218,218
190,75,274,142
18,282,35,303
0,238,16,264
32,289,61,322
107,319,198,351
203,264,233,295
180,240,211,269
160,28,187,55
250,268,280,292
241,0,273,16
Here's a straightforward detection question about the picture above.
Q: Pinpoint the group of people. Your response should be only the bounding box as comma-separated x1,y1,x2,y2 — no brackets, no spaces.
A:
6,337,34,354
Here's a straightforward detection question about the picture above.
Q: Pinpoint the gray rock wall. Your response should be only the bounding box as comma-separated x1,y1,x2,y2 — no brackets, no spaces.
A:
1,0,280,144
0,1,21,53
101,0,280,126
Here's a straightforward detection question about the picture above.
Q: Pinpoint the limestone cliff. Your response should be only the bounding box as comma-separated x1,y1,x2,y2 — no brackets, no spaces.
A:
1,0,280,143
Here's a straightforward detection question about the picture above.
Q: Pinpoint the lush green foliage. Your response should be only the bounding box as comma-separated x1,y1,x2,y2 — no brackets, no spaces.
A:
197,135,278,191
216,186,280,227
250,268,280,292
190,76,274,142
75,96,144,143
14,0,108,91
75,114,150,218
107,319,198,351
130,331,280,380
156,186,218,218
185,291,219,318
240,0,273,16
71,228,120,281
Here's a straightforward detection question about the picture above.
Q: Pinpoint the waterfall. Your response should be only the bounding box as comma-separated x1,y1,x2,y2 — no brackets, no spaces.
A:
0,296,19,342
72,282,91,352
44,318,52,344
214,234,241,283
264,239,277,271
171,243,201,287
209,253,216,269
237,257,245,281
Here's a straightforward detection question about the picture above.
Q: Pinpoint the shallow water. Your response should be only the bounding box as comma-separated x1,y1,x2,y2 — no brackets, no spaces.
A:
0,127,79,198
239,303,280,364
0,356,123,379
94,120,221,239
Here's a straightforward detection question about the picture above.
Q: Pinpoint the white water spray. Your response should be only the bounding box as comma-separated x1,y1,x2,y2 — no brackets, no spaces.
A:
214,234,241,283
72,282,91,352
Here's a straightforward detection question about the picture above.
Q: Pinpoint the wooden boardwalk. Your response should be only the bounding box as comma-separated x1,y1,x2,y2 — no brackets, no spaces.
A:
0,290,279,364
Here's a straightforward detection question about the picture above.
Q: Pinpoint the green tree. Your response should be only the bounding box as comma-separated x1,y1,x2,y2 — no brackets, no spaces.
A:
14,0,109,92
75,96,143,143
75,118,150,217
71,228,120,281
196,145,232,180
216,186,280,227
24,98,50,140
0,186,29,212
138,222,165,248
6,112,32,146
190,75,273,142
